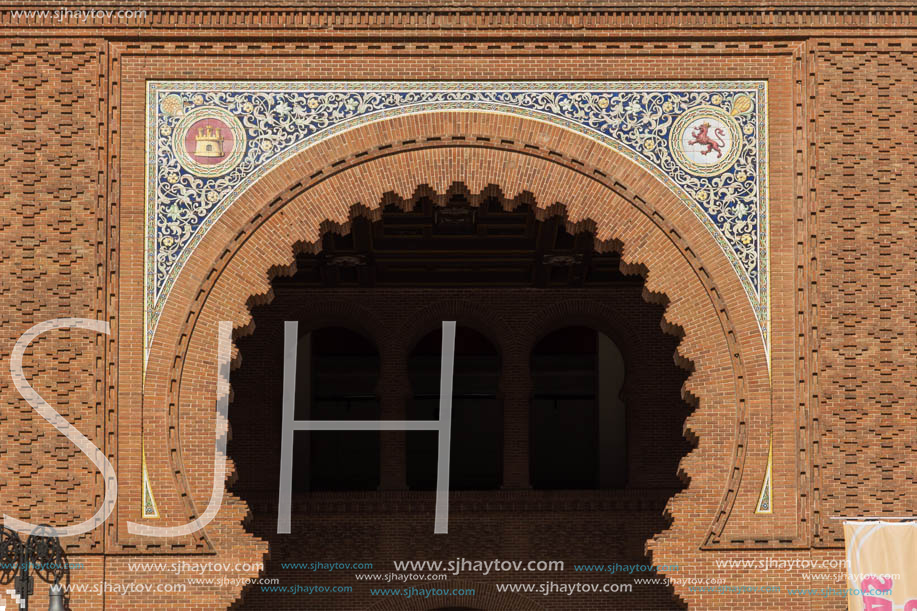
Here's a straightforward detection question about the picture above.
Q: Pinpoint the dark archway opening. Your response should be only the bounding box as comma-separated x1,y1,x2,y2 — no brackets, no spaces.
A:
228,193,691,610
293,326,381,491
531,326,627,490
407,326,502,490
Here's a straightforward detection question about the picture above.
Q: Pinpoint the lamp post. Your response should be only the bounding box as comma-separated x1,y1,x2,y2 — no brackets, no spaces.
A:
0,526,69,611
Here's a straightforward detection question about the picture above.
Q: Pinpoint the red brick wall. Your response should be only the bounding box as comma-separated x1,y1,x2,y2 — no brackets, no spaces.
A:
0,39,109,604
811,45,917,545
0,5,913,610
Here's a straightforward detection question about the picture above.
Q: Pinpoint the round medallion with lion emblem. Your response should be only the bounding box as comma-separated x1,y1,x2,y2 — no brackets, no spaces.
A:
669,105,743,177
172,106,247,178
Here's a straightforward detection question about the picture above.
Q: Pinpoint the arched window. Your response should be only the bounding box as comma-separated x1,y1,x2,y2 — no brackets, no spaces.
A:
293,326,380,491
530,326,626,489
407,326,502,490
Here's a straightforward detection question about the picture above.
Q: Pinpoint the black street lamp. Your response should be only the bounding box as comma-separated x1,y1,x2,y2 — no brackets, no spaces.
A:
0,526,69,611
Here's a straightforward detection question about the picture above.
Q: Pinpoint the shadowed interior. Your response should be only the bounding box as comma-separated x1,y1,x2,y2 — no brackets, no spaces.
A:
228,195,692,610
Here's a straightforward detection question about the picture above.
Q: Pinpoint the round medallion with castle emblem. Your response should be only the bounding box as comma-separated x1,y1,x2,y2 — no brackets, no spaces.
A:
668,105,743,177
172,106,247,177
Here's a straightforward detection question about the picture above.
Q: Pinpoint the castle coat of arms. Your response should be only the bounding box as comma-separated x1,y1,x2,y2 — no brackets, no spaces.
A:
165,102,246,178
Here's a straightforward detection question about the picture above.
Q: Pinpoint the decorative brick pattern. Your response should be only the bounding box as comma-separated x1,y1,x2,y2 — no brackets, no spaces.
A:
813,46,917,545
0,41,106,555
2,3,916,33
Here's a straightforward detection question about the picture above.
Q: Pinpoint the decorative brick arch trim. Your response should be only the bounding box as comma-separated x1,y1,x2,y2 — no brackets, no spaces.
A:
394,296,514,403
522,298,662,370
396,298,513,363
279,299,387,353
521,296,688,406
136,113,769,609
364,580,545,611
231,299,387,377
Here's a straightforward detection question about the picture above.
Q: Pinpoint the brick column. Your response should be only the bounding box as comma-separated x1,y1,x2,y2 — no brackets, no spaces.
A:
378,340,408,490
502,343,532,489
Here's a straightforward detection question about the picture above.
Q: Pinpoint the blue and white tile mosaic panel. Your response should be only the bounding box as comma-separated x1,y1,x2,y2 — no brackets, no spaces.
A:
146,81,769,364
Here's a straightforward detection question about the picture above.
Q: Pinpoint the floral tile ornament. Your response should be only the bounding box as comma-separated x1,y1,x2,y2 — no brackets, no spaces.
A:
146,81,769,366
755,438,774,514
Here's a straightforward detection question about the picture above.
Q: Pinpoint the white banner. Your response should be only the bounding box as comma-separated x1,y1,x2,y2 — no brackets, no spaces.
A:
844,521,917,611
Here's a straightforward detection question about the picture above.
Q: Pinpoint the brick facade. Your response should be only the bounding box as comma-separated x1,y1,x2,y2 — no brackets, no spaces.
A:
0,3,913,609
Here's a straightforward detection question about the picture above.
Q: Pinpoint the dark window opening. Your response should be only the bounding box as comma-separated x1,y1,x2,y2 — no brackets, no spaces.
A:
293,326,380,491
407,326,503,490
531,326,627,490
